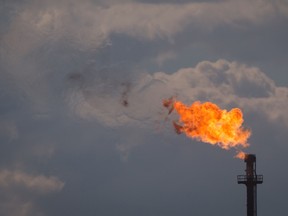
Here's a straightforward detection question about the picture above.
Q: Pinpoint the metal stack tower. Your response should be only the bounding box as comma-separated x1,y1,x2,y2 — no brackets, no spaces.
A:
237,154,263,216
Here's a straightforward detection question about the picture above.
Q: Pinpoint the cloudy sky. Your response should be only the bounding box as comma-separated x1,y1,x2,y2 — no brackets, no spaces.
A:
0,0,288,215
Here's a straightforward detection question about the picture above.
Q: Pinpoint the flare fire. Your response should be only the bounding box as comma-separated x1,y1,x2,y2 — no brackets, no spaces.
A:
163,98,251,156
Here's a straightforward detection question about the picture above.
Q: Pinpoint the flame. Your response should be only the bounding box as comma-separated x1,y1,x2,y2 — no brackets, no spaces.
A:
163,98,251,153
235,151,247,160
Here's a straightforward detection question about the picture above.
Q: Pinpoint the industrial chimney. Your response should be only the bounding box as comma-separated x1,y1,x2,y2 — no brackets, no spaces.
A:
237,154,263,216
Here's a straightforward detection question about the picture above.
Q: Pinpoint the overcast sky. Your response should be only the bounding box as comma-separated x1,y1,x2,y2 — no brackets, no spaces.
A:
0,0,288,215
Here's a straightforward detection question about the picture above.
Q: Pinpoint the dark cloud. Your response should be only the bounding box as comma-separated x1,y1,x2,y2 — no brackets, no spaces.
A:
1,0,288,215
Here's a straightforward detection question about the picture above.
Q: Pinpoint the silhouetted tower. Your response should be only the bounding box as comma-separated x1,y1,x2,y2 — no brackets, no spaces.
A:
237,154,263,216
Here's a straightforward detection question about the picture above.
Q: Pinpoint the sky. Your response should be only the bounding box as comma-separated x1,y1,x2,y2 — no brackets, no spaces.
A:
0,0,288,215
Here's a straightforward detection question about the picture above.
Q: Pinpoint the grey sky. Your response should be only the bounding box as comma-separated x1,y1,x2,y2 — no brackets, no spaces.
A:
0,0,288,215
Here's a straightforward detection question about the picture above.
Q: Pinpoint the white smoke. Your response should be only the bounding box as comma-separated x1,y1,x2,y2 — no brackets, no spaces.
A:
1,0,287,117
67,59,288,127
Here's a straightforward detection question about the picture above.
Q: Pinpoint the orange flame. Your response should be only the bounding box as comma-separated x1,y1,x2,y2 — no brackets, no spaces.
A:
235,151,247,160
163,98,251,153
